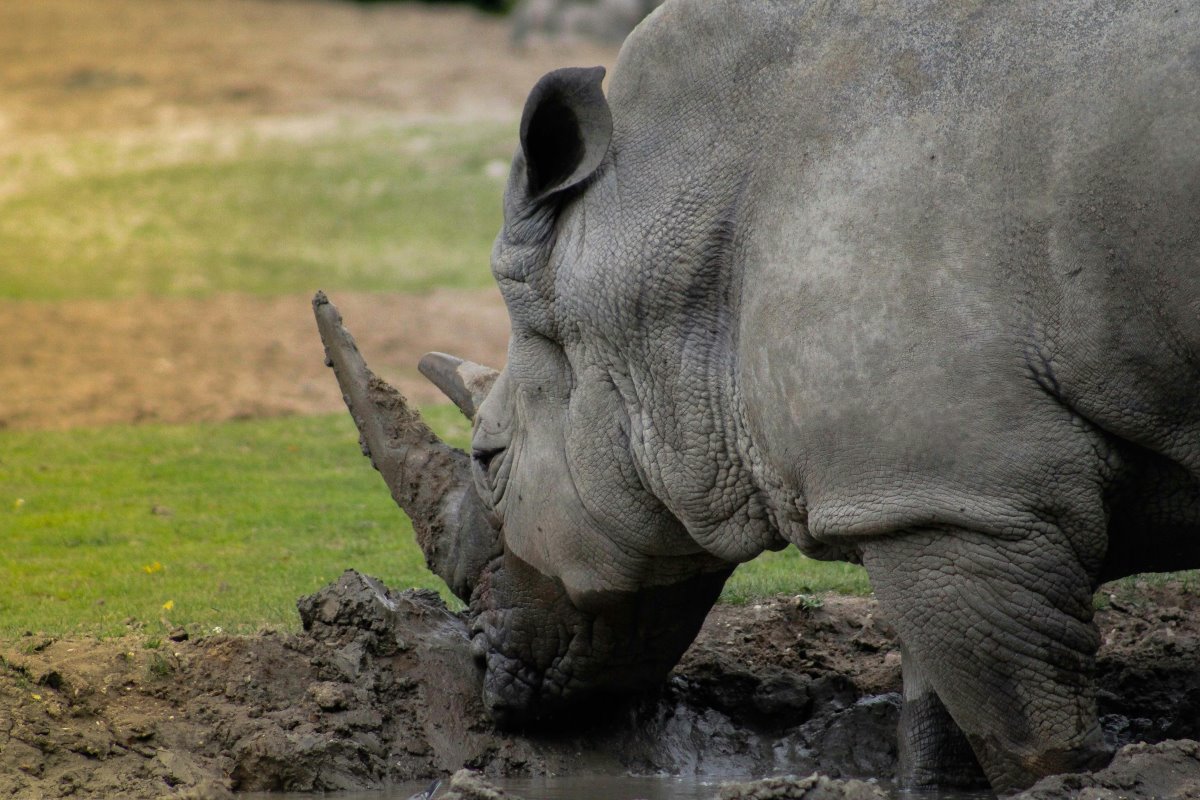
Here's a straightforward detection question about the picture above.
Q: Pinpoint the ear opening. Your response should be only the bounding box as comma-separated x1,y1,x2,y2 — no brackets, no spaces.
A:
519,66,613,201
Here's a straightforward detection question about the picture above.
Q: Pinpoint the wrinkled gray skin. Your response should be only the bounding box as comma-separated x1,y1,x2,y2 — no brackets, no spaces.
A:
367,1,1200,794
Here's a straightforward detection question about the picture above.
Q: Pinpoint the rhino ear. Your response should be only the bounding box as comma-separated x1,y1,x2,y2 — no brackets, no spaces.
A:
519,66,612,201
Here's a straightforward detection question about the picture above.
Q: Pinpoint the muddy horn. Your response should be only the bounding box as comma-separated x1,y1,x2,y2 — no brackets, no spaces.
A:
313,292,500,602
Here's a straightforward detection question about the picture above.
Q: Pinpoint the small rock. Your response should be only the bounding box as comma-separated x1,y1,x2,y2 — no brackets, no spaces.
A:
442,769,519,800
718,773,889,800
308,681,354,712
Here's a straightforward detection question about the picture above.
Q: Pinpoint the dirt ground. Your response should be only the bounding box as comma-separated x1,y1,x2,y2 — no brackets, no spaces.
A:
4,572,1200,798
0,290,511,430
0,0,616,139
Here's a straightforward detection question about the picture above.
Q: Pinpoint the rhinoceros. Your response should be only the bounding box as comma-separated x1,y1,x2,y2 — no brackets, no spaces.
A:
315,0,1200,792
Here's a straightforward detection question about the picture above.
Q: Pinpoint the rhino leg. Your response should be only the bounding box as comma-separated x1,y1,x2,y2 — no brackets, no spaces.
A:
896,642,988,789
862,528,1112,793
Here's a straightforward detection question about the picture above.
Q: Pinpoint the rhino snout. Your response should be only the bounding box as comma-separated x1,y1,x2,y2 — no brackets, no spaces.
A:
467,550,735,725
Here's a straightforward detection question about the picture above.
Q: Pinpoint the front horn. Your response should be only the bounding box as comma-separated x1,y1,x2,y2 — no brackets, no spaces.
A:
313,292,500,602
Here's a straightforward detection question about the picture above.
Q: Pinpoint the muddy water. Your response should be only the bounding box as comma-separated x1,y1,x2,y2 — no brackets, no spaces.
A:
244,775,995,800
7,573,1200,798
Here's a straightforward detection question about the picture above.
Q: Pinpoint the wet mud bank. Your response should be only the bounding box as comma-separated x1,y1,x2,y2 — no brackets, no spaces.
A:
3,571,1200,798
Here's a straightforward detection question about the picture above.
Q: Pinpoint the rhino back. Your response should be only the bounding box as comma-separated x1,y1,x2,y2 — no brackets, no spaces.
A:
604,1,1200,546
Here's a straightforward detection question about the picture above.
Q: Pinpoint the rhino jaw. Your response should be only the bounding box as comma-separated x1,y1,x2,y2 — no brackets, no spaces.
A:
469,548,734,726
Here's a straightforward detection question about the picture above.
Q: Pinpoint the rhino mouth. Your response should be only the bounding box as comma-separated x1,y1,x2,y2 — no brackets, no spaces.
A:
468,549,734,726
470,606,585,724
467,551,597,725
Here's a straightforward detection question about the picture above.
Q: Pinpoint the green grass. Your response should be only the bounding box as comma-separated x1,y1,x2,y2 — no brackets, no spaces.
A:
0,409,470,638
0,411,866,638
0,122,514,300
722,548,870,602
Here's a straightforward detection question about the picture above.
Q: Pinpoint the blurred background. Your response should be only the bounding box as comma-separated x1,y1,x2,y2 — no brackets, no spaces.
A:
0,0,866,640
0,0,645,430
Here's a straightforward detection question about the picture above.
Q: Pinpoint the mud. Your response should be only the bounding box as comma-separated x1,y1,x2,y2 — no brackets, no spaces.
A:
1017,740,1200,799
2,572,1200,798
443,770,891,800
715,774,889,800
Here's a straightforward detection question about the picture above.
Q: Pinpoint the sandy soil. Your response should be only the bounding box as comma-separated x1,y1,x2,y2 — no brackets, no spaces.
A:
0,290,510,430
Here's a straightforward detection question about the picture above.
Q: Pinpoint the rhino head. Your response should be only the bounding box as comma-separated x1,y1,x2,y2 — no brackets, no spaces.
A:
317,66,738,725
457,66,739,723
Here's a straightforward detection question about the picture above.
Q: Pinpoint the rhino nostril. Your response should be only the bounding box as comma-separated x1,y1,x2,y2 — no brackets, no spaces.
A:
472,446,502,470
472,447,506,491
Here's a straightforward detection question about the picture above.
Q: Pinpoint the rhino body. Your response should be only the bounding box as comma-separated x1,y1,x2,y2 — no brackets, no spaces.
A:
323,1,1200,793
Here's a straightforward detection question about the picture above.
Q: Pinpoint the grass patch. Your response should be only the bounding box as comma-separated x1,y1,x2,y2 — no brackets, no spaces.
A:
0,410,865,638
1094,571,1200,610
723,548,870,603
0,122,514,300
0,409,471,638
